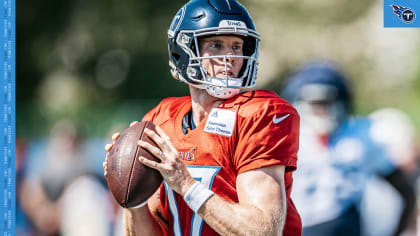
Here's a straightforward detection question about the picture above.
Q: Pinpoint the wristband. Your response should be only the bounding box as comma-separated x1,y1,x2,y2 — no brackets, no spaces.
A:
183,182,214,212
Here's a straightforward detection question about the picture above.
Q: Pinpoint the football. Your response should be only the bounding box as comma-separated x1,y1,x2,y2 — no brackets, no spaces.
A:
106,121,163,208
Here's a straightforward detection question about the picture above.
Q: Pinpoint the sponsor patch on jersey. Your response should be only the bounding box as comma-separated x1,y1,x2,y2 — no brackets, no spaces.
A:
168,6,186,38
204,108,236,137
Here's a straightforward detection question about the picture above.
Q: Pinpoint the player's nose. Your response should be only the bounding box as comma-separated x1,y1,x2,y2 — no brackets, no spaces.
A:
224,52,235,64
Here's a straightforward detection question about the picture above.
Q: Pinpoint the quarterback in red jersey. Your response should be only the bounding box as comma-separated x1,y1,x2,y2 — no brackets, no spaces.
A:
104,0,302,235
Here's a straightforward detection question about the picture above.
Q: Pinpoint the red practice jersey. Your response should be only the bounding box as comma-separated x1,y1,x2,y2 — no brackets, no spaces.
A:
142,90,302,236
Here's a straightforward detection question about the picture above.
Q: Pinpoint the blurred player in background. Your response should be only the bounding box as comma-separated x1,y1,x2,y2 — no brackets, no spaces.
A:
282,60,416,236
369,108,419,178
362,108,419,236
104,0,302,235
18,120,114,236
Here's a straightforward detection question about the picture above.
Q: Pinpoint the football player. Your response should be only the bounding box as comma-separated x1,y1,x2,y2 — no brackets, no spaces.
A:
282,60,416,236
104,0,302,235
364,108,418,235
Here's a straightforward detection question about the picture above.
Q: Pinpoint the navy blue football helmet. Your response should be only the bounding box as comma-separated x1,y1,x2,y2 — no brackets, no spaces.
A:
283,60,353,113
168,0,260,98
282,60,353,135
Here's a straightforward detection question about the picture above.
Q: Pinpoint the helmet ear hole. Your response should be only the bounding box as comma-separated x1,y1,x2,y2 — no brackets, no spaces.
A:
171,53,180,64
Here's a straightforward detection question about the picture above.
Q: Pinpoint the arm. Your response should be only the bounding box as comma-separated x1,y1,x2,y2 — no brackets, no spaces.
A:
18,178,61,235
138,126,287,236
198,165,287,236
381,168,417,236
123,203,163,236
123,187,169,236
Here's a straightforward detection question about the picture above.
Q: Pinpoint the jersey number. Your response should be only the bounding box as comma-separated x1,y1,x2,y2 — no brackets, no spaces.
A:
164,166,221,236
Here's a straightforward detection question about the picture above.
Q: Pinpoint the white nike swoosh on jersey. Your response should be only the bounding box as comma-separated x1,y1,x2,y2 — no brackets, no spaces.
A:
273,114,290,124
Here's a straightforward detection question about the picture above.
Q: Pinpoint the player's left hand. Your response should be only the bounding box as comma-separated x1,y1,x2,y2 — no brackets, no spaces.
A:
137,125,196,196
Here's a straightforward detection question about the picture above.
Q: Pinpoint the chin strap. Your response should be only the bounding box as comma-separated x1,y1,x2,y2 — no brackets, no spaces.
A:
205,86,240,99
203,76,243,99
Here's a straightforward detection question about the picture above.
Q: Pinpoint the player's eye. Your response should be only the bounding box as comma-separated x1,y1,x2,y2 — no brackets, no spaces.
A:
210,43,221,49
233,45,242,51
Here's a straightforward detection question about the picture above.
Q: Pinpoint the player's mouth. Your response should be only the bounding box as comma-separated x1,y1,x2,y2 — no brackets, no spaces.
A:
218,69,235,77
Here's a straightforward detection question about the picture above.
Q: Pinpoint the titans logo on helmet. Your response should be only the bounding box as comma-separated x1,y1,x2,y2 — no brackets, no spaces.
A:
390,5,416,23
168,6,186,38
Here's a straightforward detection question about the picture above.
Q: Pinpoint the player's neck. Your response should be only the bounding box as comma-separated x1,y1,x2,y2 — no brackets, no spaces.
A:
189,86,225,124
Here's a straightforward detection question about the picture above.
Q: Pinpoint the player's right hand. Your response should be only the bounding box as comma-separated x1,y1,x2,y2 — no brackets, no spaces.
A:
103,121,139,176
